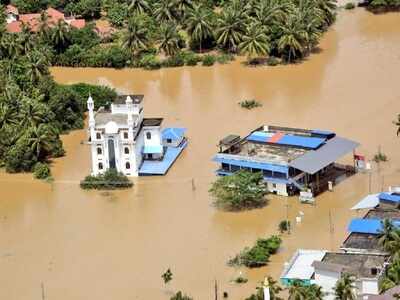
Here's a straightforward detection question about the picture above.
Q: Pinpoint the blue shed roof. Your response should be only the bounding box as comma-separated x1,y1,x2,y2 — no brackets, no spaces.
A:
246,131,325,149
348,218,400,234
379,192,400,203
213,155,288,174
162,128,186,141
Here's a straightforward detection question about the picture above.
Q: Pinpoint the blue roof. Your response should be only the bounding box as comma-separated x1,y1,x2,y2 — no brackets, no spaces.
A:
162,127,186,141
213,155,288,174
215,170,291,184
246,131,325,149
139,141,187,175
311,129,335,137
143,145,163,154
379,192,400,203
348,218,400,234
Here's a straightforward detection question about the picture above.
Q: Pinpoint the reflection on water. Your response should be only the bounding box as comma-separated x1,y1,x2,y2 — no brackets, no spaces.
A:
0,9,399,300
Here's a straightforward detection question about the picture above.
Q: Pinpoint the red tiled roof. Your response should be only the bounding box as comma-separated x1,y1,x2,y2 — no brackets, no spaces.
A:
19,13,40,23
46,7,64,23
6,21,22,33
6,4,19,15
70,19,86,29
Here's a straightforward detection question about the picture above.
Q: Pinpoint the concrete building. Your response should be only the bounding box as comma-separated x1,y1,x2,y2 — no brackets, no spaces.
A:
87,94,187,177
214,125,359,196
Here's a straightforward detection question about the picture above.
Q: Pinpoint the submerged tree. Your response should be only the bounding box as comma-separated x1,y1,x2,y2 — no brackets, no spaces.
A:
394,114,400,136
122,15,150,57
209,170,267,210
157,22,181,56
239,22,270,63
185,4,213,52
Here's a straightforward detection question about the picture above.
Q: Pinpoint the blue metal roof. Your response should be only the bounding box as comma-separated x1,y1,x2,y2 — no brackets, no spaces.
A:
143,145,163,154
379,192,400,203
246,131,325,149
311,129,335,137
213,156,288,174
348,218,400,234
215,170,291,184
162,127,186,141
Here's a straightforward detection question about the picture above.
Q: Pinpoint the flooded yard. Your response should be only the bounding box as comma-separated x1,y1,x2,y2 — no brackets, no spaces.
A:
0,9,399,300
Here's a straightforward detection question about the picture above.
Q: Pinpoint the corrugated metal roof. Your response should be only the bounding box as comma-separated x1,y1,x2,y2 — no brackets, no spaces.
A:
379,192,400,203
247,131,325,149
348,218,400,234
289,136,359,174
213,156,289,174
351,194,380,210
162,128,186,141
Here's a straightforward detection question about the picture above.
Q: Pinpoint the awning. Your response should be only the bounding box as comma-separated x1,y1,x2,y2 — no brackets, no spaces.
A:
289,136,359,174
213,155,288,174
351,194,380,210
143,145,163,154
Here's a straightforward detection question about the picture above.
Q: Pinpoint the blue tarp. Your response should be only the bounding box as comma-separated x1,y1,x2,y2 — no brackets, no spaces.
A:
379,192,400,203
247,131,325,149
139,140,187,175
162,128,186,141
348,218,400,234
213,156,288,174
143,145,163,154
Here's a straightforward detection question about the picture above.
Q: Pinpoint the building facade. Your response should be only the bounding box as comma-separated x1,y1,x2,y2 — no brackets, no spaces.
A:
87,94,164,177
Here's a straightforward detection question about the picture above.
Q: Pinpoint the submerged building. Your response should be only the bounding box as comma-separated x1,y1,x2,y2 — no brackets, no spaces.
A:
214,125,359,196
87,94,186,177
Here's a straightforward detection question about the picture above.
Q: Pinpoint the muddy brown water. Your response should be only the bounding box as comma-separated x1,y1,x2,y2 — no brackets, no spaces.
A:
1,9,399,300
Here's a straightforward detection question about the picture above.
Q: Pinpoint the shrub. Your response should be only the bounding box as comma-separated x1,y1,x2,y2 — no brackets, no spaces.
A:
107,3,128,27
33,162,51,179
234,275,248,284
228,236,282,268
5,137,37,173
239,99,262,109
182,51,202,66
374,149,388,163
202,54,216,66
139,54,162,70
209,170,267,211
217,53,234,64
345,2,356,9
267,56,280,66
279,220,291,233
162,53,185,68
170,291,193,300
80,169,133,190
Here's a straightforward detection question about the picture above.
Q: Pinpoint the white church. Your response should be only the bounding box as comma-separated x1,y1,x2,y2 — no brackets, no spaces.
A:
87,94,186,177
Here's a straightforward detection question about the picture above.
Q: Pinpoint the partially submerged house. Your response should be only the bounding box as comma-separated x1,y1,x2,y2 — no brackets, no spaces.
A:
214,125,359,196
87,95,187,177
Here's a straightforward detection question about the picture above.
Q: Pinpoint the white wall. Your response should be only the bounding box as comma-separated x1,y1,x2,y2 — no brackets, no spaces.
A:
143,127,162,147
266,182,288,196
314,269,340,300
361,279,379,297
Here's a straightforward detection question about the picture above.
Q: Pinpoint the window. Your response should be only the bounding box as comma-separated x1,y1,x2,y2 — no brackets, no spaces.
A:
146,132,151,139
126,162,130,169
98,162,103,170
124,132,128,139
167,138,172,143
96,132,101,140
97,147,102,155
124,147,129,154
272,183,277,188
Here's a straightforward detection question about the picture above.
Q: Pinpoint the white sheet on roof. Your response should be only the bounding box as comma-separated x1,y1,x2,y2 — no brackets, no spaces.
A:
283,250,326,280
351,193,379,210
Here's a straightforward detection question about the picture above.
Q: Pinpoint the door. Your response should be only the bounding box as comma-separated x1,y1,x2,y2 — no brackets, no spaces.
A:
108,138,116,169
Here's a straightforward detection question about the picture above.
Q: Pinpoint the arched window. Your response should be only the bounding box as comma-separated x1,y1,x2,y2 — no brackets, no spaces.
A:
96,132,101,140
146,132,151,140
97,147,102,155
124,147,129,154
124,132,128,139
98,162,103,170
126,162,130,169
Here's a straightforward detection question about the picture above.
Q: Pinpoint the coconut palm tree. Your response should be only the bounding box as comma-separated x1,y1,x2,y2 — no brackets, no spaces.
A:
380,259,400,292
122,15,150,56
175,0,193,19
266,276,283,300
239,22,270,62
306,284,325,300
215,8,247,52
51,20,70,53
20,98,47,129
28,124,54,159
288,280,308,300
254,0,286,28
277,13,306,62
185,4,213,52
334,273,357,300
0,103,18,130
128,0,150,14
379,218,395,251
314,0,337,27
153,0,177,22
394,114,400,136
157,22,181,56
26,51,50,84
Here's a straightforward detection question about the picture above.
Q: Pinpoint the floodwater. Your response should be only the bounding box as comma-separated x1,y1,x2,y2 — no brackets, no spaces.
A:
1,9,400,300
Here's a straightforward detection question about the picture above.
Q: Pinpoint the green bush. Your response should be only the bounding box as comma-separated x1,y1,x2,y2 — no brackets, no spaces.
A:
345,2,356,9
80,169,133,190
107,3,128,27
228,235,282,268
182,51,202,66
279,220,291,233
5,137,38,173
239,99,262,109
202,54,216,66
267,56,280,66
139,54,162,70
33,162,51,179
162,53,185,68
217,53,234,64
170,291,193,300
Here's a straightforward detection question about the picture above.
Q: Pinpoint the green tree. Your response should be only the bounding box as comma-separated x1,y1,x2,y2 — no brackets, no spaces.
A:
215,8,247,52
277,13,306,62
153,0,177,22
170,291,193,300
122,15,150,57
334,273,357,300
239,22,270,62
20,97,48,128
378,218,395,251
209,170,267,210
28,124,55,159
162,268,173,284
157,22,181,56
394,114,400,136
266,276,283,300
128,0,150,14
175,0,193,19
380,259,400,292
26,51,50,84
51,20,70,53
186,4,213,52
288,280,308,300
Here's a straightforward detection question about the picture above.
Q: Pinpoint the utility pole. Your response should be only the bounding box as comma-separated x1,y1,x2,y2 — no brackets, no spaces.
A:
191,178,196,191
368,171,372,193
214,279,218,300
329,210,334,251
41,283,45,300
286,197,290,234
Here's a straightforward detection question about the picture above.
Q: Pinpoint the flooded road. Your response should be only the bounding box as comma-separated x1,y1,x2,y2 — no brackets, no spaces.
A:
1,9,400,300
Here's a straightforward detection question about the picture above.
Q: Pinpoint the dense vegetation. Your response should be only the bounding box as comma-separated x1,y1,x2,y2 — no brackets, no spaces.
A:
6,0,337,68
209,170,268,210
228,235,281,268
367,0,400,12
0,8,116,174
80,169,133,189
